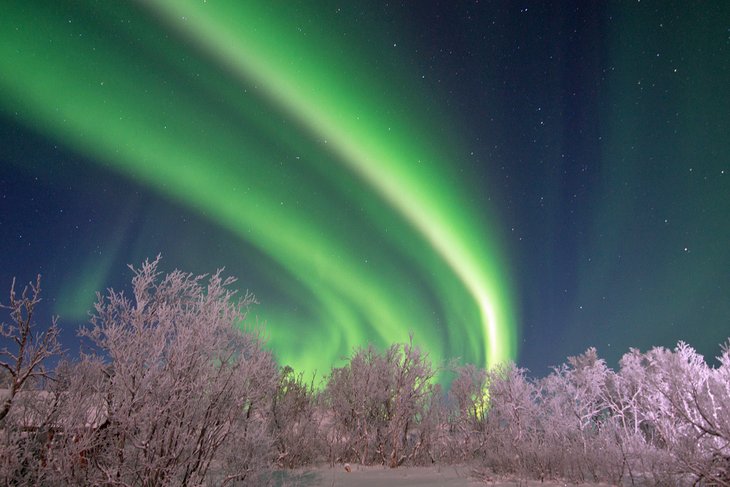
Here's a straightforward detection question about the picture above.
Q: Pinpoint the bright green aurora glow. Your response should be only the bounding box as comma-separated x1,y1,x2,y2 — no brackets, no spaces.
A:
0,2,516,374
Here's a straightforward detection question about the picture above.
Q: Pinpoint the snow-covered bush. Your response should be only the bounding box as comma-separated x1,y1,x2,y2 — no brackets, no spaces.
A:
269,365,324,468
323,337,439,467
3,263,730,486
58,258,279,486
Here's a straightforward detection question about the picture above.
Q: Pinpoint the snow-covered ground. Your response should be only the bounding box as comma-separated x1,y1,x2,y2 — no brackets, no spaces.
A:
270,465,615,487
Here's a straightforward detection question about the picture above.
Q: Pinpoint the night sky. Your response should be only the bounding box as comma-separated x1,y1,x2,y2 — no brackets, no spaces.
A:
1,1,728,377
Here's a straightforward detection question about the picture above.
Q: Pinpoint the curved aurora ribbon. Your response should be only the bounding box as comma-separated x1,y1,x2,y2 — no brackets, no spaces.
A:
0,1,516,373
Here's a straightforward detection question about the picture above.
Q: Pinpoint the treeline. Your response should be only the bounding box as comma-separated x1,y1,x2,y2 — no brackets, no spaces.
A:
1,259,729,486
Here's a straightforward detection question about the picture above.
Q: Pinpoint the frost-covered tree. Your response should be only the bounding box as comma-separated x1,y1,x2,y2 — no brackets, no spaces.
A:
446,364,488,461
481,363,546,479
0,275,61,422
323,336,438,467
639,342,730,486
56,258,279,486
5,260,730,486
539,348,628,483
269,366,324,468
0,275,62,484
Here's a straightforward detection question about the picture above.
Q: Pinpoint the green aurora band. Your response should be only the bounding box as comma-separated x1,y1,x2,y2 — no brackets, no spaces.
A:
0,2,516,373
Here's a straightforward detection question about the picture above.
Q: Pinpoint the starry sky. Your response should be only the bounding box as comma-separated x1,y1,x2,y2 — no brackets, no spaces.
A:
1,1,728,377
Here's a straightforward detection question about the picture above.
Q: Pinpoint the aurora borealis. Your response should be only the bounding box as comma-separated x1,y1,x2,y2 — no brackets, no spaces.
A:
1,2,728,376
